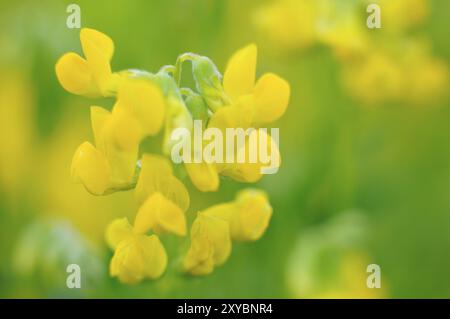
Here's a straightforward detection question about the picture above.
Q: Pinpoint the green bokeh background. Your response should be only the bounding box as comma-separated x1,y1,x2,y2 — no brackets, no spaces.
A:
0,0,449,298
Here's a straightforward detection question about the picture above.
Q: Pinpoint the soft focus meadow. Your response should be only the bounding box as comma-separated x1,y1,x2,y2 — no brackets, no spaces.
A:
0,0,449,298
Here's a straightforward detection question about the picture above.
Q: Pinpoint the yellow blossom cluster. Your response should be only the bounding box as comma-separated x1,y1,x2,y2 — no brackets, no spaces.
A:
254,0,448,105
55,28,289,283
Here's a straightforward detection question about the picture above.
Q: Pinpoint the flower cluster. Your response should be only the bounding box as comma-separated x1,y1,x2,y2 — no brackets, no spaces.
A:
254,0,448,105
55,28,290,283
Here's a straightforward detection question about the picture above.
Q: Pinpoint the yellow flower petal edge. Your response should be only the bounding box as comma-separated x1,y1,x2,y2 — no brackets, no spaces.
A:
105,217,134,250
80,28,116,95
88,105,140,190
253,73,291,125
55,52,99,97
233,189,273,241
134,192,187,237
223,44,257,100
110,234,167,284
70,141,111,195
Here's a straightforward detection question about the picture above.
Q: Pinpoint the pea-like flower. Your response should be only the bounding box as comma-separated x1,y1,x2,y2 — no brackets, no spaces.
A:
185,44,290,189
55,28,123,97
183,189,272,276
106,218,167,284
71,79,166,195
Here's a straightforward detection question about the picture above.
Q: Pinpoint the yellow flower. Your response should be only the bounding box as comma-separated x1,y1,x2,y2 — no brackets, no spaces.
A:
342,39,449,105
185,44,289,190
71,79,166,195
379,0,429,33
55,28,123,97
183,213,231,276
105,170,188,284
183,188,272,276
106,216,168,284
253,0,318,51
315,1,369,58
222,44,290,125
71,106,137,195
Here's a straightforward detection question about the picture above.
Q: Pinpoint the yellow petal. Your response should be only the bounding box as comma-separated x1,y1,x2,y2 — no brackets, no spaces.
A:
98,114,139,186
135,154,190,211
208,98,255,132
55,52,99,97
117,79,166,136
218,129,281,183
183,238,215,276
232,189,273,241
202,189,272,241
90,106,111,149
110,234,167,284
80,28,114,94
139,234,168,280
183,213,232,276
253,73,290,125
134,192,187,236
223,44,257,100
70,141,111,195
110,105,144,151
185,162,220,192
105,217,134,250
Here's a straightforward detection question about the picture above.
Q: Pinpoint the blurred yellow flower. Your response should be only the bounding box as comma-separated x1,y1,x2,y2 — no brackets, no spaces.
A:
342,39,449,104
254,0,448,106
378,0,429,33
0,70,34,202
253,0,317,51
